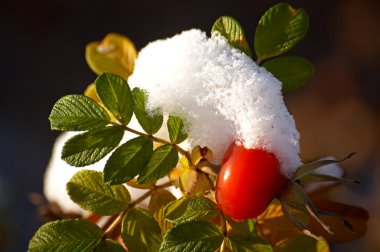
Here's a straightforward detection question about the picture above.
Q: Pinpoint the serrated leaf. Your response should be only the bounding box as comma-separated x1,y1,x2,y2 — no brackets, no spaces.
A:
49,95,110,131
226,231,273,252
28,219,102,252
62,126,124,167
149,189,177,233
104,136,153,185
163,197,218,224
121,208,162,252
67,170,130,216
274,235,329,252
254,3,309,61
160,220,223,252
132,87,163,135
137,144,178,184
86,33,137,79
167,115,188,144
95,73,134,125
293,153,355,181
263,56,314,93
211,16,252,57
94,239,126,252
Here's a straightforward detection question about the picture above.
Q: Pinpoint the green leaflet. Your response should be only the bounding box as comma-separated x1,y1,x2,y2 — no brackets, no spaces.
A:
254,3,309,61
263,56,314,93
61,126,124,167
132,87,163,135
67,170,131,216
163,197,219,224
49,94,110,131
137,144,178,184
28,219,102,252
95,72,134,125
104,136,153,185
167,115,188,144
121,208,162,252
211,16,252,57
160,220,223,252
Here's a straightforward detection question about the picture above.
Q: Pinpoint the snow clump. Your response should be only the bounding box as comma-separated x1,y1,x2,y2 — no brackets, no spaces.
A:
128,29,302,177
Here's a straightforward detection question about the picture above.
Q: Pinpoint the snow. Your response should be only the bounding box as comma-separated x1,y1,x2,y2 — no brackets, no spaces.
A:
128,29,302,177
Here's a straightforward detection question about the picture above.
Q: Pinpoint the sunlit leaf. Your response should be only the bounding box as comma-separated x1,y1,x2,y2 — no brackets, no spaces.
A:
179,169,212,196
132,87,163,135
254,3,309,61
121,208,162,252
28,219,102,252
160,221,223,252
137,144,179,184
67,170,130,215
163,197,218,224
167,115,188,144
61,126,124,167
104,136,153,185
211,16,252,57
95,73,134,125
274,235,329,252
86,33,137,79
226,231,273,252
149,189,176,233
49,95,110,131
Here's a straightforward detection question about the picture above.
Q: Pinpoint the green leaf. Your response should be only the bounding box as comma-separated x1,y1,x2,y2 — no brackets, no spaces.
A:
211,16,252,57
167,115,188,144
274,235,329,252
132,87,163,135
85,33,137,79
263,56,314,93
226,231,273,252
163,197,219,224
28,219,102,252
94,240,126,252
293,153,355,181
160,220,223,252
226,217,256,235
104,136,153,185
67,170,131,215
149,189,177,234
254,3,309,60
95,73,134,125
121,208,162,252
137,144,179,184
49,94,110,131
61,126,124,167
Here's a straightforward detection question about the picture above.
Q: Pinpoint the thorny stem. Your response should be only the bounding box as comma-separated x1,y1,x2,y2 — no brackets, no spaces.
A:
102,180,174,239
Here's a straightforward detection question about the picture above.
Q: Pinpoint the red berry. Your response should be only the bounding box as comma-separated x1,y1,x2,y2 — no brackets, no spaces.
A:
215,143,286,221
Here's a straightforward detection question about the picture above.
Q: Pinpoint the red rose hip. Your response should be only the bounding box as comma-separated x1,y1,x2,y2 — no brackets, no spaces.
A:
215,143,287,221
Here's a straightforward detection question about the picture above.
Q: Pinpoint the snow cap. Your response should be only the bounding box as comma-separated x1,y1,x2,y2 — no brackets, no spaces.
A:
128,29,302,177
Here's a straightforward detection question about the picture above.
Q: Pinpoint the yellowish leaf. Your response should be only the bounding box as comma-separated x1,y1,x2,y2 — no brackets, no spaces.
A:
86,33,137,79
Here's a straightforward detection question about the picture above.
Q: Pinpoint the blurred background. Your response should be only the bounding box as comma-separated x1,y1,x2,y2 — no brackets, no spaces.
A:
0,0,379,251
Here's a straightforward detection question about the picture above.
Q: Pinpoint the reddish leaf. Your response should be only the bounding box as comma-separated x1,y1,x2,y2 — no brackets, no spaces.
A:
308,201,369,242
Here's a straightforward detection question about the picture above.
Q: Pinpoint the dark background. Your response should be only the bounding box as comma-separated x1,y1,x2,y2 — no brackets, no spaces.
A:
1,0,379,251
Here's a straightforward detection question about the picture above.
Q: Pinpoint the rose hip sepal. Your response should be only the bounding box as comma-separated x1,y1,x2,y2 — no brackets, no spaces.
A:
215,143,287,221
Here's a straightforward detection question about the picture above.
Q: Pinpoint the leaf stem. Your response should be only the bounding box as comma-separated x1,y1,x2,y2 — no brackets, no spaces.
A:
102,180,174,239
